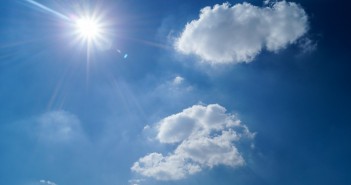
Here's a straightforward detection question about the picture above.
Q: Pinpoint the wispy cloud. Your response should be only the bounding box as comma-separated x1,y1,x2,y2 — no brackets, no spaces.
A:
175,1,309,64
132,104,255,180
151,75,193,100
298,37,317,54
39,179,57,185
36,110,84,143
128,178,145,185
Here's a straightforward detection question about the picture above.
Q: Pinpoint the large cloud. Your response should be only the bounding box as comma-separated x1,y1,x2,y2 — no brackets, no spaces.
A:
175,1,309,64
132,104,254,180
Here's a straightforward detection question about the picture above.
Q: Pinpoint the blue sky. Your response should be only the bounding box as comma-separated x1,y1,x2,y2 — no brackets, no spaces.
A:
1,0,351,185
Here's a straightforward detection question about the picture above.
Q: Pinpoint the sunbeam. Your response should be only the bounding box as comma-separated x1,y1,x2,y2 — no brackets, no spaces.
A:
25,0,69,20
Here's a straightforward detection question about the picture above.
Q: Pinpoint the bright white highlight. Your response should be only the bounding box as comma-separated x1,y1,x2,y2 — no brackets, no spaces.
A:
72,15,111,51
75,17,102,40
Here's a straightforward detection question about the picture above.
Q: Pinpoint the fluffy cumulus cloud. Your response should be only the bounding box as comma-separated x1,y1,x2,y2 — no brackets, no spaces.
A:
175,1,309,64
36,110,84,143
132,104,255,180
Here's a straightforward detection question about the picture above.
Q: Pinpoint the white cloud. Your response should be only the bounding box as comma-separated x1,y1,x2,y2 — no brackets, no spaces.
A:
132,153,201,180
128,178,145,185
174,129,244,168
151,75,193,102
36,110,84,143
173,76,184,85
175,1,309,64
39,180,57,185
132,104,255,180
264,0,272,5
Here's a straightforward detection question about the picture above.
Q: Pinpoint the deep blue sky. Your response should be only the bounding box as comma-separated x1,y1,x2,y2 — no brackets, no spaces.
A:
1,0,351,185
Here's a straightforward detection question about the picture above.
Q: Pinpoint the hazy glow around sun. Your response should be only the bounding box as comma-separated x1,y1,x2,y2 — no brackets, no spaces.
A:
75,17,102,40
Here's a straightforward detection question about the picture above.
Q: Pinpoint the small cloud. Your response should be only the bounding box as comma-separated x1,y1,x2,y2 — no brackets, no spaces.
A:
132,104,255,180
39,180,57,185
175,1,310,64
152,75,192,100
128,178,145,185
143,125,151,130
169,76,193,92
172,76,184,85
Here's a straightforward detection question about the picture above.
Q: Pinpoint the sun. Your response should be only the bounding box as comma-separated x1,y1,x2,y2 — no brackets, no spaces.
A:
71,13,110,52
75,17,102,40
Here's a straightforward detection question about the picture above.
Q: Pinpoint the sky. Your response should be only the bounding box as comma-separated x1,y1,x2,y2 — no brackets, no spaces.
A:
0,0,351,185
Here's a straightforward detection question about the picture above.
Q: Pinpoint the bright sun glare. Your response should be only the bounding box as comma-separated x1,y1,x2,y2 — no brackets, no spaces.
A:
75,17,102,40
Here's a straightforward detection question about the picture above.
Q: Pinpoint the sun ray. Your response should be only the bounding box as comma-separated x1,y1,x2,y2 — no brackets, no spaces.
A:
25,0,69,20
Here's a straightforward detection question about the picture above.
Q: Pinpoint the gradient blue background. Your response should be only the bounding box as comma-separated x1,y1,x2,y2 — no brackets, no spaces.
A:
0,0,351,184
